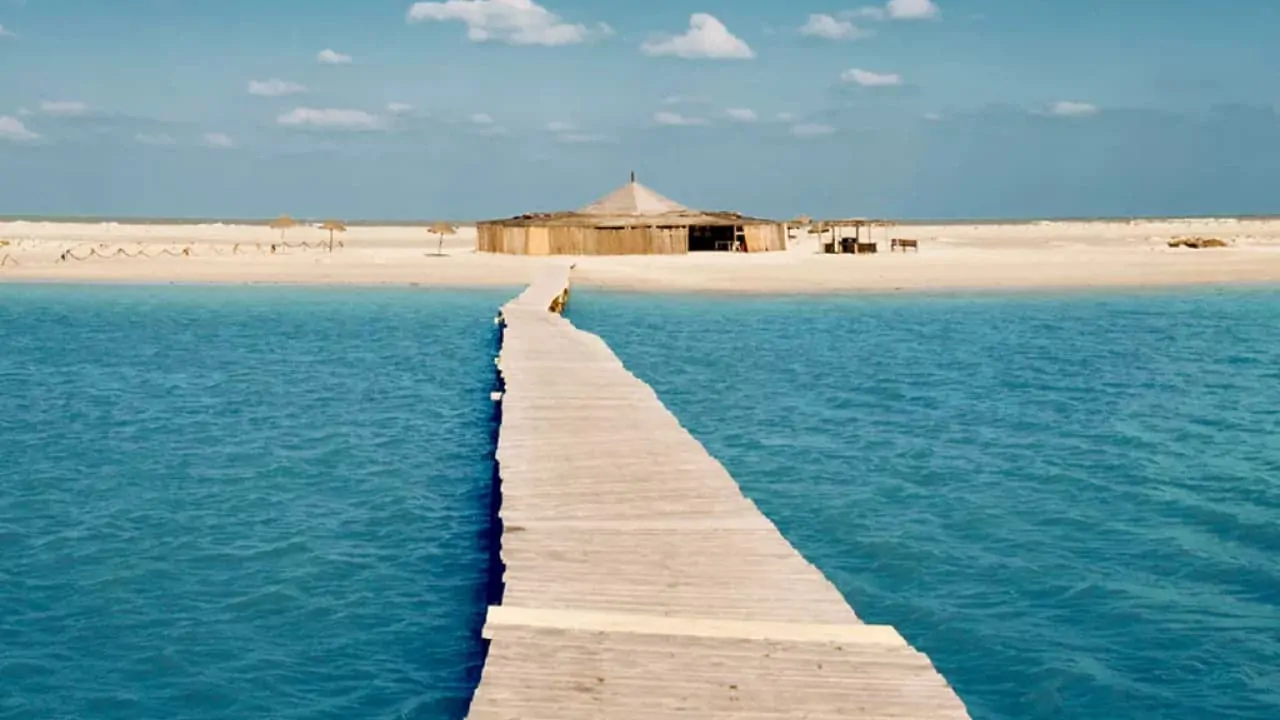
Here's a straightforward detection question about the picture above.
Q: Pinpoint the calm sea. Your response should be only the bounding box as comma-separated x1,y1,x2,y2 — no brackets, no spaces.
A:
572,287,1280,720
0,284,512,720
3,284,1279,720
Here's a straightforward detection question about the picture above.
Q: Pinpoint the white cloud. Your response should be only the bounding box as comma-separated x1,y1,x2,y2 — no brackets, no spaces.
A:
248,79,306,97
799,13,868,40
40,100,90,117
776,112,795,122
923,112,943,121
387,102,414,114
0,115,39,142
135,133,177,145
791,123,835,137
556,132,607,144
317,48,353,64
0,23,14,37
1050,101,1099,117
654,111,709,126
641,13,754,59
845,7,887,21
201,132,235,148
470,112,494,124
546,120,574,131
726,107,757,122
406,0,611,46
277,108,382,130
841,68,902,87
887,0,940,20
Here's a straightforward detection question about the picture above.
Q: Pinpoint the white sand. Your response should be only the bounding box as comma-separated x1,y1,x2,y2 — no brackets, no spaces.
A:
3,218,1280,293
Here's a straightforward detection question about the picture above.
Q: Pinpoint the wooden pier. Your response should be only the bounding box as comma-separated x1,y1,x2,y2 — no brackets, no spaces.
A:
468,266,970,718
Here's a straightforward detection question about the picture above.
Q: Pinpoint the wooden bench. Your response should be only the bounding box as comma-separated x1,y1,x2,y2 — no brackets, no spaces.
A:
855,242,878,254
891,238,919,252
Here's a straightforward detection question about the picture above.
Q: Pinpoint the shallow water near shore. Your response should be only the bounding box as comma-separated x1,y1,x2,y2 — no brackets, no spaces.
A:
4,282,1280,720
571,286,1280,720
0,284,510,720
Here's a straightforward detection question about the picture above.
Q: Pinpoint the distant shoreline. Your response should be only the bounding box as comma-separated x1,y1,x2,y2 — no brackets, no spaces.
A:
5,216,1280,294
3,213,1279,227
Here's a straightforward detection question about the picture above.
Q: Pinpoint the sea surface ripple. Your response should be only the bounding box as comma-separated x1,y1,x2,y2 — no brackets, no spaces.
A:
571,287,1280,720
0,284,512,720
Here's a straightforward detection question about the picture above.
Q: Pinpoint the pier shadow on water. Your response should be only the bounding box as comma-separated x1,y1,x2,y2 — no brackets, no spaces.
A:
460,312,508,716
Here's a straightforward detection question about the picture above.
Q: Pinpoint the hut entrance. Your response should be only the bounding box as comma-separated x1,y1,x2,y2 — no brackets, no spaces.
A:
688,225,737,252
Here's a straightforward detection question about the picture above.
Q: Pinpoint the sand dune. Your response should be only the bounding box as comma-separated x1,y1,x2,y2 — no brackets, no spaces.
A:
2,218,1279,293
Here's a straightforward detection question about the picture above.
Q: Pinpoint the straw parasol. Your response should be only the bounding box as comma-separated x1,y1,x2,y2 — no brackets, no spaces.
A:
319,220,347,252
268,214,297,239
427,221,457,256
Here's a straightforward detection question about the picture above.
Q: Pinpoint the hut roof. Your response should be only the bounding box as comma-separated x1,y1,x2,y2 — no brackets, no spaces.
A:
481,173,777,228
578,179,689,216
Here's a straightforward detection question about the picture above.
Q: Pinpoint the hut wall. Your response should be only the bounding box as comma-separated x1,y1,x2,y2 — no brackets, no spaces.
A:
527,227,551,255
477,225,690,255
742,223,787,252
479,223,785,255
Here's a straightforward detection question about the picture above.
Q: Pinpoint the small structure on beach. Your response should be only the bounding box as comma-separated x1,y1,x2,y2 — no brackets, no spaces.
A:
477,173,787,255
818,218,896,254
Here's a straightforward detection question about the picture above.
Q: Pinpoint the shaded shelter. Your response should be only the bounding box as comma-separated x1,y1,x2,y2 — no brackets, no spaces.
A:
428,221,457,256
477,173,786,255
820,218,896,254
319,220,347,252
269,214,297,239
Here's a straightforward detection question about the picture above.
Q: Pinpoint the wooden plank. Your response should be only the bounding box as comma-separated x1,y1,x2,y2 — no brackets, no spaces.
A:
468,265,971,718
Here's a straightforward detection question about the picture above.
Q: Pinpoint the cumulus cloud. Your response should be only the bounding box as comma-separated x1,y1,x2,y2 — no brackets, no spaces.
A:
135,133,177,145
654,111,709,126
846,1,938,21
406,0,611,46
248,79,306,97
470,112,494,124
278,108,382,130
40,100,90,117
641,14,754,59
726,108,757,122
0,115,39,142
799,13,868,40
776,112,795,122
790,123,835,137
317,48,353,64
887,0,940,20
846,7,887,21
1050,101,1099,117
387,102,414,114
841,68,902,87
201,132,235,148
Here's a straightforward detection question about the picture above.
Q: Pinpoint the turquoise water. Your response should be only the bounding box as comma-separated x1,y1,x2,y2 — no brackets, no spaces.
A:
571,287,1280,720
5,284,1279,720
0,284,512,720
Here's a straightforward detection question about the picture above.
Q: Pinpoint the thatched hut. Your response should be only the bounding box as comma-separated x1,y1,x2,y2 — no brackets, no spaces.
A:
477,173,786,255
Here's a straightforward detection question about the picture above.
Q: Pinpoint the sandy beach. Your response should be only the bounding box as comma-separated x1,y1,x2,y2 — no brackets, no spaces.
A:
3,217,1280,293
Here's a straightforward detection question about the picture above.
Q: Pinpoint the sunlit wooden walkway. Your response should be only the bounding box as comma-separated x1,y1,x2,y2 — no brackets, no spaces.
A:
468,265,970,719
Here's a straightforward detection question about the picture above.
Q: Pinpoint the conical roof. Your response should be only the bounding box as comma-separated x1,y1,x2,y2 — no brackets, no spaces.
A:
577,173,689,216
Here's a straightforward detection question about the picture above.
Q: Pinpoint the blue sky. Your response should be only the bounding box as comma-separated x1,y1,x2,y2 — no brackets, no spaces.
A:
1,0,1278,220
